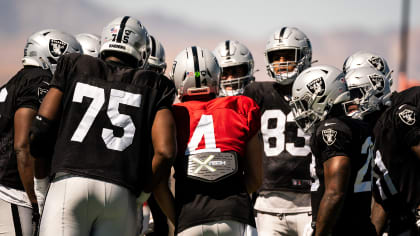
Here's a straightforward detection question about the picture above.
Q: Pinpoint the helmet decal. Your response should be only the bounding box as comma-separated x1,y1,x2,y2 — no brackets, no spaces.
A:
306,77,325,96
368,74,385,92
49,39,68,57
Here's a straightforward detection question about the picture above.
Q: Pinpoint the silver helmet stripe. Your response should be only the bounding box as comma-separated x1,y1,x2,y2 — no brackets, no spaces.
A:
191,46,201,88
116,16,130,43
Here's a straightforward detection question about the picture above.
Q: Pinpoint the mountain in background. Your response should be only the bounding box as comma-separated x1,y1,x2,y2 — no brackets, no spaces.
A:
0,0,419,87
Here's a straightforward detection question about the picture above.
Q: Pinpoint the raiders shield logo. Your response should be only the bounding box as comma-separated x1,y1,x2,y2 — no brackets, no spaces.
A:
37,81,50,103
368,74,385,91
398,109,416,125
306,77,325,96
368,56,385,73
49,39,68,57
322,128,337,146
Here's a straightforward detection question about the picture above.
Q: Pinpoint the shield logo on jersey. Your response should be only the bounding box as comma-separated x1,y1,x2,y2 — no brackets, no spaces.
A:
322,128,337,146
306,77,325,96
37,81,50,103
49,39,68,57
398,109,416,125
368,56,385,73
368,74,385,91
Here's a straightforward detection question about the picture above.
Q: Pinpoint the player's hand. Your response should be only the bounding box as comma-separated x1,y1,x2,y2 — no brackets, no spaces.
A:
31,203,40,236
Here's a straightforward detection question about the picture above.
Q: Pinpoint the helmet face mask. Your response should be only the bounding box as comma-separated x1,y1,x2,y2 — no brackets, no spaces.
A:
213,40,254,96
220,63,252,96
290,65,349,133
343,67,391,119
265,27,312,85
290,92,322,133
171,46,221,101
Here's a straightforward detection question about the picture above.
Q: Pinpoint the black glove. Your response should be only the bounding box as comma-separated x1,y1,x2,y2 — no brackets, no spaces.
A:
32,203,40,236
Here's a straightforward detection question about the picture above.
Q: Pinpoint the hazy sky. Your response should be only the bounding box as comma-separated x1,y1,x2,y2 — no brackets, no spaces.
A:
89,0,420,39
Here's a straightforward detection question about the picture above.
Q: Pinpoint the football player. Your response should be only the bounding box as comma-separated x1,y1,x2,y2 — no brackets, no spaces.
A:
213,40,255,96
145,35,167,74
153,46,262,236
29,16,177,236
243,27,313,235
76,33,101,57
343,64,419,235
142,34,170,236
0,29,81,236
290,65,377,235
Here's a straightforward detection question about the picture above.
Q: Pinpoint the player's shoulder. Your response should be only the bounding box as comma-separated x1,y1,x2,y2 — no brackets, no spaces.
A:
20,66,52,80
316,116,355,139
132,70,175,90
244,81,276,96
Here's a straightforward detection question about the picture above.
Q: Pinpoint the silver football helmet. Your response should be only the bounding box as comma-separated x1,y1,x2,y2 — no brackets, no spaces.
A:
290,65,349,133
213,40,254,96
22,29,82,74
100,16,150,68
145,35,166,74
343,67,392,119
76,33,101,57
343,51,391,76
265,27,312,85
170,46,221,101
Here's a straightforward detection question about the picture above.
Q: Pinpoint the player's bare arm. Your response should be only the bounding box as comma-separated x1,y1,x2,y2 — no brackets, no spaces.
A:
152,168,176,225
315,155,351,236
371,196,387,235
149,108,177,192
244,132,263,193
31,87,63,179
14,107,38,204
410,143,420,161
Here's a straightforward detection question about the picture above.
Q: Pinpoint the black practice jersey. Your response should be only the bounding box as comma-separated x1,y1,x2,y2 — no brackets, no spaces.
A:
0,66,51,190
311,116,376,235
244,81,311,192
50,53,175,196
373,87,420,213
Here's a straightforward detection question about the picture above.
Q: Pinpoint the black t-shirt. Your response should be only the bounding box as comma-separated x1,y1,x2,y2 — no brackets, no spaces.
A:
243,81,311,192
373,87,420,214
0,66,52,190
49,53,175,196
311,116,376,235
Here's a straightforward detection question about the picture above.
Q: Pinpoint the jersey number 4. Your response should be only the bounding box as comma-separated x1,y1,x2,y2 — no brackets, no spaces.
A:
185,114,221,155
70,82,141,152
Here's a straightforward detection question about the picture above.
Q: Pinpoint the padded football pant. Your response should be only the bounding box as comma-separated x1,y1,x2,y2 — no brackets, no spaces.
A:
177,220,246,236
255,211,312,236
39,173,137,236
0,198,33,236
